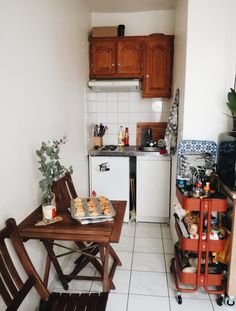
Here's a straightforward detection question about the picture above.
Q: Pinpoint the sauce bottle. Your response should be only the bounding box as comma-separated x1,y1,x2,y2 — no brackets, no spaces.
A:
124,127,129,146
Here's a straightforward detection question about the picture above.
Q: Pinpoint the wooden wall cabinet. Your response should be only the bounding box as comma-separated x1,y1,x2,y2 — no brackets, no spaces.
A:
90,37,143,78
143,36,174,98
89,35,174,98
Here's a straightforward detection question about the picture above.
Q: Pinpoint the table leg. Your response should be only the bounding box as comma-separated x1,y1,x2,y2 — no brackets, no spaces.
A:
101,244,110,292
42,240,69,290
43,254,51,287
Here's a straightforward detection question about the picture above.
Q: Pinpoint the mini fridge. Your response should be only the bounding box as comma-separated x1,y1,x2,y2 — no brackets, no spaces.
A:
89,156,130,222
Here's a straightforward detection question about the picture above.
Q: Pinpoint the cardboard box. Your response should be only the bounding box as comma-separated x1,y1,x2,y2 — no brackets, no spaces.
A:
91,26,117,38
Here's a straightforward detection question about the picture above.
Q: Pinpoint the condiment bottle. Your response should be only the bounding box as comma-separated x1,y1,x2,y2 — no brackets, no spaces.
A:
118,126,124,146
124,127,129,146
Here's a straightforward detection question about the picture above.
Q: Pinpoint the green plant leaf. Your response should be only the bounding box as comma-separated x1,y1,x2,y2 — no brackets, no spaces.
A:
227,103,236,117
228,92,236,104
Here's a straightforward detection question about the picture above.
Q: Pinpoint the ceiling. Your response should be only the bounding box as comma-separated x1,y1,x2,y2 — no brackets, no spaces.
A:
85,0,176,13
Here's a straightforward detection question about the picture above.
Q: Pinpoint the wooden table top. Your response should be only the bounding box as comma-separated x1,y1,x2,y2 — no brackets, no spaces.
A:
18,200,126,243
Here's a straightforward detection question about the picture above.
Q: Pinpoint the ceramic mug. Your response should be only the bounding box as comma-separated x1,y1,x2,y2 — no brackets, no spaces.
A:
42,205,56,220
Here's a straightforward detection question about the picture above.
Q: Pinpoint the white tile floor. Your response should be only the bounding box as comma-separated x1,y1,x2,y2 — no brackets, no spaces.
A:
52,222,236,311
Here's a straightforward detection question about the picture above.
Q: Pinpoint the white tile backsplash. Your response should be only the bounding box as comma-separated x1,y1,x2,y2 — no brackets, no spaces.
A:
107,92,118,101
96,101,107,112
86,89,171,145
107,101,118,113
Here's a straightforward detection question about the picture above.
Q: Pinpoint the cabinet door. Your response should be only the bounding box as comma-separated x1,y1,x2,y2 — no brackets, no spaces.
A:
90,39,116,77
136,157,170,222
117,38,143,77
143,36,174,98
89,156,130,222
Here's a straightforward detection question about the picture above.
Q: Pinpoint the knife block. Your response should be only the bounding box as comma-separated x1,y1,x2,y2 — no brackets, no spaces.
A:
94,137,103,147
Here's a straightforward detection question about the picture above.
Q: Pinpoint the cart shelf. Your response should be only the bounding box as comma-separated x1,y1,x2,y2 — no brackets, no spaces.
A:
176,186,228,212
175,220,226,252
173,253,224,287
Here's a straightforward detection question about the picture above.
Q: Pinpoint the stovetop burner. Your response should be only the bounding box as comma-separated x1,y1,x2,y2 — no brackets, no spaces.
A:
99,145,118,151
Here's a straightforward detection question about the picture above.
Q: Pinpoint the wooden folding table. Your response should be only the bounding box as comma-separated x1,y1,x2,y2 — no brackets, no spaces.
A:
18,200,126,292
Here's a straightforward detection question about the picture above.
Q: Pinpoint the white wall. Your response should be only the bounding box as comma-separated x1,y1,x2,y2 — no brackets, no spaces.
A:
170,0,188,241
170,0,236,242
183,0,236,141
0,0,90,309
92,10,175,35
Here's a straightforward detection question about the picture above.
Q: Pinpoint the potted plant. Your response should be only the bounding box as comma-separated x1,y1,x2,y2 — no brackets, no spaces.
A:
226,75,236,131
36,136,73,205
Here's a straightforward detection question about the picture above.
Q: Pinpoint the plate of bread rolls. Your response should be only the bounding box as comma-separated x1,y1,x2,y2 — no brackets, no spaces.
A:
70,196,116,221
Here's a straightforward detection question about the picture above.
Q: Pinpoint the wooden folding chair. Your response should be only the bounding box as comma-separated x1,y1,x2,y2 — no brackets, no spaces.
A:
51,172,78,209
0,218,108,310
50,173,122,291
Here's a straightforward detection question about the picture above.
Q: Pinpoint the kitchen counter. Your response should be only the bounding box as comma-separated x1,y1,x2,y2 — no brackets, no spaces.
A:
88,145,170,157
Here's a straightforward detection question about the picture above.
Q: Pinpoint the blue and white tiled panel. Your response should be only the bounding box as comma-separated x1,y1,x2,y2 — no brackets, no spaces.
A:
176,140,217,178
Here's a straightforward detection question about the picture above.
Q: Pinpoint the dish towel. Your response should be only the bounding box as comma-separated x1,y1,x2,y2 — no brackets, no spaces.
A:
164,88,179,155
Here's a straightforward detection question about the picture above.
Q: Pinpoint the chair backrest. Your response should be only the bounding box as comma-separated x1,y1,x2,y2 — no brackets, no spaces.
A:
0,218,50,310
51,172,78,209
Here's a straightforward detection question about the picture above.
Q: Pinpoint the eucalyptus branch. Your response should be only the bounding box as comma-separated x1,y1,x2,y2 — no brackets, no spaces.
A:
36,136,73,204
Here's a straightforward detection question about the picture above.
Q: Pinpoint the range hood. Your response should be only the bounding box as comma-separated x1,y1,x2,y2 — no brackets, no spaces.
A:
88,79,140,92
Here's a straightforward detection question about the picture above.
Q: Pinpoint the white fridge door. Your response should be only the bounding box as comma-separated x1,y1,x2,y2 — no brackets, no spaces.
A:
90,156,130,222
136,156,170,223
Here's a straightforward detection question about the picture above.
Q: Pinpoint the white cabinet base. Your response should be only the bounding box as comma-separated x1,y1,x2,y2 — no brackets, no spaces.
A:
136,156,170,223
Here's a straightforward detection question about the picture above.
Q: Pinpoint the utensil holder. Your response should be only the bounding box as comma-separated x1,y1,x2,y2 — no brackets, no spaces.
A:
94,137,103,147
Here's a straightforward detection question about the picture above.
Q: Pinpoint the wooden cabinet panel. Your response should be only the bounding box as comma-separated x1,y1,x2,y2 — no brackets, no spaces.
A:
143,36,174,98
90,37,143,78
117,38,143,76
90,39,116,76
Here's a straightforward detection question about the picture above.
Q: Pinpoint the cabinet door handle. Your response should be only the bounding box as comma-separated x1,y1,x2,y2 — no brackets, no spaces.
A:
146,74,149,78
118,63,120,66
112,63,115,67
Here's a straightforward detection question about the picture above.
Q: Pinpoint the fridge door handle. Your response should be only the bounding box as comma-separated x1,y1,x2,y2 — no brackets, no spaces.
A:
99,162,110,172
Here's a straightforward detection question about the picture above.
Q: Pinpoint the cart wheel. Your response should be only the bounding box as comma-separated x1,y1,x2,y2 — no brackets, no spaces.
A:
177,295,182,304
216,295,224,306
225,296,235,306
